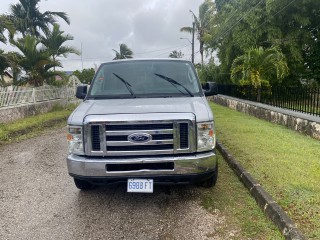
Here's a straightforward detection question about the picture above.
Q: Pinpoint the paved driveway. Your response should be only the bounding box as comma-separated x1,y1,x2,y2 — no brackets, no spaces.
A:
0,127,242,240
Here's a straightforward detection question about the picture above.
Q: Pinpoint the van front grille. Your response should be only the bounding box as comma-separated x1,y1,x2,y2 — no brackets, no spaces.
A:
86,118,195,156
91,125,101,151
106,123,173,131
179,123,189,149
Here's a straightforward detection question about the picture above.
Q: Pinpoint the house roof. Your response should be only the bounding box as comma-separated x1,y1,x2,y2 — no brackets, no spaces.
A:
4,70,13,78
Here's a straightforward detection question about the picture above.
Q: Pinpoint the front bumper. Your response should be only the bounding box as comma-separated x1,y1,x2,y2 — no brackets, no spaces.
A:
67,151,217,177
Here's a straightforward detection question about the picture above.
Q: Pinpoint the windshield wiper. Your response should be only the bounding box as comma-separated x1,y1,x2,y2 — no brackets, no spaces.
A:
113,73,136,98
154,73,194,97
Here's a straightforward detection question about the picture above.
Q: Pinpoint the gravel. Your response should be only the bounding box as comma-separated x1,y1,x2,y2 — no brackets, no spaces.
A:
0,127,242,240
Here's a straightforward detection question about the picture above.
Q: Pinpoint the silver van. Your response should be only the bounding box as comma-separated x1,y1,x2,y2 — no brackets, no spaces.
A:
67,59,218,192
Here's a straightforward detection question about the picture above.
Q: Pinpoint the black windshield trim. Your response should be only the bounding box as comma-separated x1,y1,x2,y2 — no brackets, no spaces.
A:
86,92,201,100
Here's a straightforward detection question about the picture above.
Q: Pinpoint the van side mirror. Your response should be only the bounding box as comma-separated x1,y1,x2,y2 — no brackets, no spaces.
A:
203,82,218,96
76,85,88,99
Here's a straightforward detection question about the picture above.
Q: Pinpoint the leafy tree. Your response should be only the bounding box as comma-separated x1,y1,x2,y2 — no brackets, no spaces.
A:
112,43,133,60
5,51,22,85
0,49,10,85
231,46,289,88
196,60,230,84
5,0,70,37
180,0,215,65
72,68,95,84
41,24,79,71
169,50,184,58
0,15,7,43
207,0,320,86
10,35,57,86
304,40,320,85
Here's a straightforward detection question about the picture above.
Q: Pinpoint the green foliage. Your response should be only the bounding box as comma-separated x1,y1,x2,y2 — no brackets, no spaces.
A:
73,68,95,84
231,46,289,88
45,71,68,86
0,49,10,85
196,61,231,84
210,102,320,238
0,15,7,43
5,0,70,37
201,153,282,239
304,38,320,85
206,0,320,86
0,103,76,144
0,0,78,86
168,50,184,58
10,35,57,86
41,24,79,70
112,43,133,60
180,0,216,65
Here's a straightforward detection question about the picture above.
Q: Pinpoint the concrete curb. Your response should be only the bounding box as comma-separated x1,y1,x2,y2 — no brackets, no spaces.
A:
216,141,306,240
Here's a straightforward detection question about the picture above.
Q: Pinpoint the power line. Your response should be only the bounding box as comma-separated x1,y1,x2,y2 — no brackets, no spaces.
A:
211,0,265,44
211,0,298,46
59,43,191,62
254,0,298,31
152,44,189,57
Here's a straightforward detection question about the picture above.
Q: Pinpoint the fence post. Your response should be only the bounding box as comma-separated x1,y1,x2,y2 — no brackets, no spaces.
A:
32,88,36,103
65,86,68,105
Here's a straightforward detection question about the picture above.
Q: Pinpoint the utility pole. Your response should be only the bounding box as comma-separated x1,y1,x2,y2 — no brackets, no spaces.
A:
191,21,195,64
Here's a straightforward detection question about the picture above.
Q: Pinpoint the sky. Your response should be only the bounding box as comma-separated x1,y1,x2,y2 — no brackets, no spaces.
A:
0,0,204,71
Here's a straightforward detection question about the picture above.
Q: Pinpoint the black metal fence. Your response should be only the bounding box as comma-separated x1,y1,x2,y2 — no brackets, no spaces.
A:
217,85,320,117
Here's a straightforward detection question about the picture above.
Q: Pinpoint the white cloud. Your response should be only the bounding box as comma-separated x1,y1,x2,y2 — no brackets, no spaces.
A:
0,0,204,70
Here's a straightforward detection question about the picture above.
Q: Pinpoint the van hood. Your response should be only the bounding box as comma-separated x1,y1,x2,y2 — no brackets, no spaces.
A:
68,97,213,125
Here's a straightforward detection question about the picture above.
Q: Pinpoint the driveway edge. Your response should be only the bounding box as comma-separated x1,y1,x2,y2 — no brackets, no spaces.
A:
216,141,306,240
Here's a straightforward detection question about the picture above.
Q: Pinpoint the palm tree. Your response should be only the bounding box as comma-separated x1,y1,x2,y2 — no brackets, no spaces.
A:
6,0,70,37
5,51,22,85
41,24,79,71
113,43,133,60
231,46,289,100
169,50,184,58
180,0,215,65
0,49,10,85
0,16,7,43
10,35,57,86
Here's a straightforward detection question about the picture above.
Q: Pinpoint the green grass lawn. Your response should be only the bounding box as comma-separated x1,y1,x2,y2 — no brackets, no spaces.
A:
0,104,76,144
201,153,282,239
210,102,320,239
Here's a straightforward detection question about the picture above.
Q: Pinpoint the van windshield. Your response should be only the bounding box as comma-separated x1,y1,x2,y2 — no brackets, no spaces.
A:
87,60,202,98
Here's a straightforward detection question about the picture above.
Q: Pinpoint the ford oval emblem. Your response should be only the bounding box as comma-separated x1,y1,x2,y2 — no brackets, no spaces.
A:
128,133,152,144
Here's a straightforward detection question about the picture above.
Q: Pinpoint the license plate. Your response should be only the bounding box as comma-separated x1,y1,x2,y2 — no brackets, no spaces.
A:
127,179,153,193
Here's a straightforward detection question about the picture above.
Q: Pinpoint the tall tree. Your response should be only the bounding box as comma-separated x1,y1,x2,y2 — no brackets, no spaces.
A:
0,15,7,43
112,43,133,60
180,0,215,65
6,0,70,37
5,51,22,85
0,49,10,85
208,0,320,85
169,50,184,58
41,24,79,70
231,46,289,88
10,35,57,86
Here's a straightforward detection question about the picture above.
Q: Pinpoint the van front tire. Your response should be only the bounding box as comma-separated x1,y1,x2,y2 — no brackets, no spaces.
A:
198,166,218,188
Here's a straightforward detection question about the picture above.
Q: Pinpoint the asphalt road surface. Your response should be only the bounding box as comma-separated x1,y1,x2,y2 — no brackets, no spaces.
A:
0,127,239,240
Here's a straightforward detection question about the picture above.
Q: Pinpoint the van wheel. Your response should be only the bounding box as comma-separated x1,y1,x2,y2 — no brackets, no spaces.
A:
199,166,218,188
74,178,95,190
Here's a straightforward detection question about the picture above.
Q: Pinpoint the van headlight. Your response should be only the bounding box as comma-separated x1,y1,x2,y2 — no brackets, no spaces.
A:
197,121,215,152
67,126,84,155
